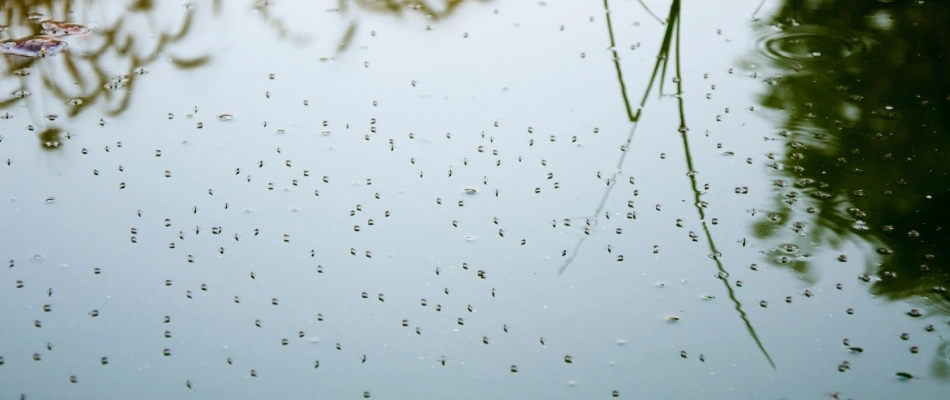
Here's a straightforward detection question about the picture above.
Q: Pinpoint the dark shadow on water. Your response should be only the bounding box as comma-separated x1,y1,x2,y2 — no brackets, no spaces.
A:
562,0,775,368
746,0,950,376
748,0,950,309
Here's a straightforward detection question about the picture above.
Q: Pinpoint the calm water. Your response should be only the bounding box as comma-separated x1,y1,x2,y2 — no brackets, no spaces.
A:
1,0,948,398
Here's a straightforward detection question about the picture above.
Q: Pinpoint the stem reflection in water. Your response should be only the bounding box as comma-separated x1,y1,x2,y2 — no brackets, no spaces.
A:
561,0,775,368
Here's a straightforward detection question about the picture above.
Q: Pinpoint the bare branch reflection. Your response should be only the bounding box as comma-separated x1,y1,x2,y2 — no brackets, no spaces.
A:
251,0,491,54
0,0,219,150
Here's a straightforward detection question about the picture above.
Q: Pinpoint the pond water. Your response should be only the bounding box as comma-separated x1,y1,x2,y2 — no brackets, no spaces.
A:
2,0,949,398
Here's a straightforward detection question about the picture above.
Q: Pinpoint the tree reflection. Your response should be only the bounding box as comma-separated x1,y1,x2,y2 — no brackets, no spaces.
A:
337,0,492,53
251,0,493,55
251,0,491,53
749,0,950,322
0,0,218,150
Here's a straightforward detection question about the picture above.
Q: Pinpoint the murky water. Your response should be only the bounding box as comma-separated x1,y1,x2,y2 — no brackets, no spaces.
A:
2,0,948,398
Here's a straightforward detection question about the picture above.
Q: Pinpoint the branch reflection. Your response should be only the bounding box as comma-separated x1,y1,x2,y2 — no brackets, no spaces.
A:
338,0,493,53
0,0,219,150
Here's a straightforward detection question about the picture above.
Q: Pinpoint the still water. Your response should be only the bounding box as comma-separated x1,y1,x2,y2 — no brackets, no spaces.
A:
1,0,948,398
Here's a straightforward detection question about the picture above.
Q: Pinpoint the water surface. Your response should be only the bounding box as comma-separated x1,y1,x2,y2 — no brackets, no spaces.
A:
1,0,948,398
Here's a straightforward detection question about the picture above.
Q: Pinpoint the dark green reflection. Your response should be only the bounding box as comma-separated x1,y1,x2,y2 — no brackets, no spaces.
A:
749,0,950,306
0,0,218,150
747,0,950,374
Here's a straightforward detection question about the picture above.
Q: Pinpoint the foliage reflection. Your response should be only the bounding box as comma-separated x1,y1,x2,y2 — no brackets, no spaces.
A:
751,0,950,310
0,0,218,150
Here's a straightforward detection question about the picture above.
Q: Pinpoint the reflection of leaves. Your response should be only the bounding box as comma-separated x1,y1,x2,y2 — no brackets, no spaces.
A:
355,0,403,14
337,20,358,53
1,0,217,132
37,127,62,151
170,55,210,69
932,342,950,379
338,0,489,54
130,0,154,12
750,1,950,318
251,0,309,43
0,89,26,108
354,0,469,20
252,0,489,53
